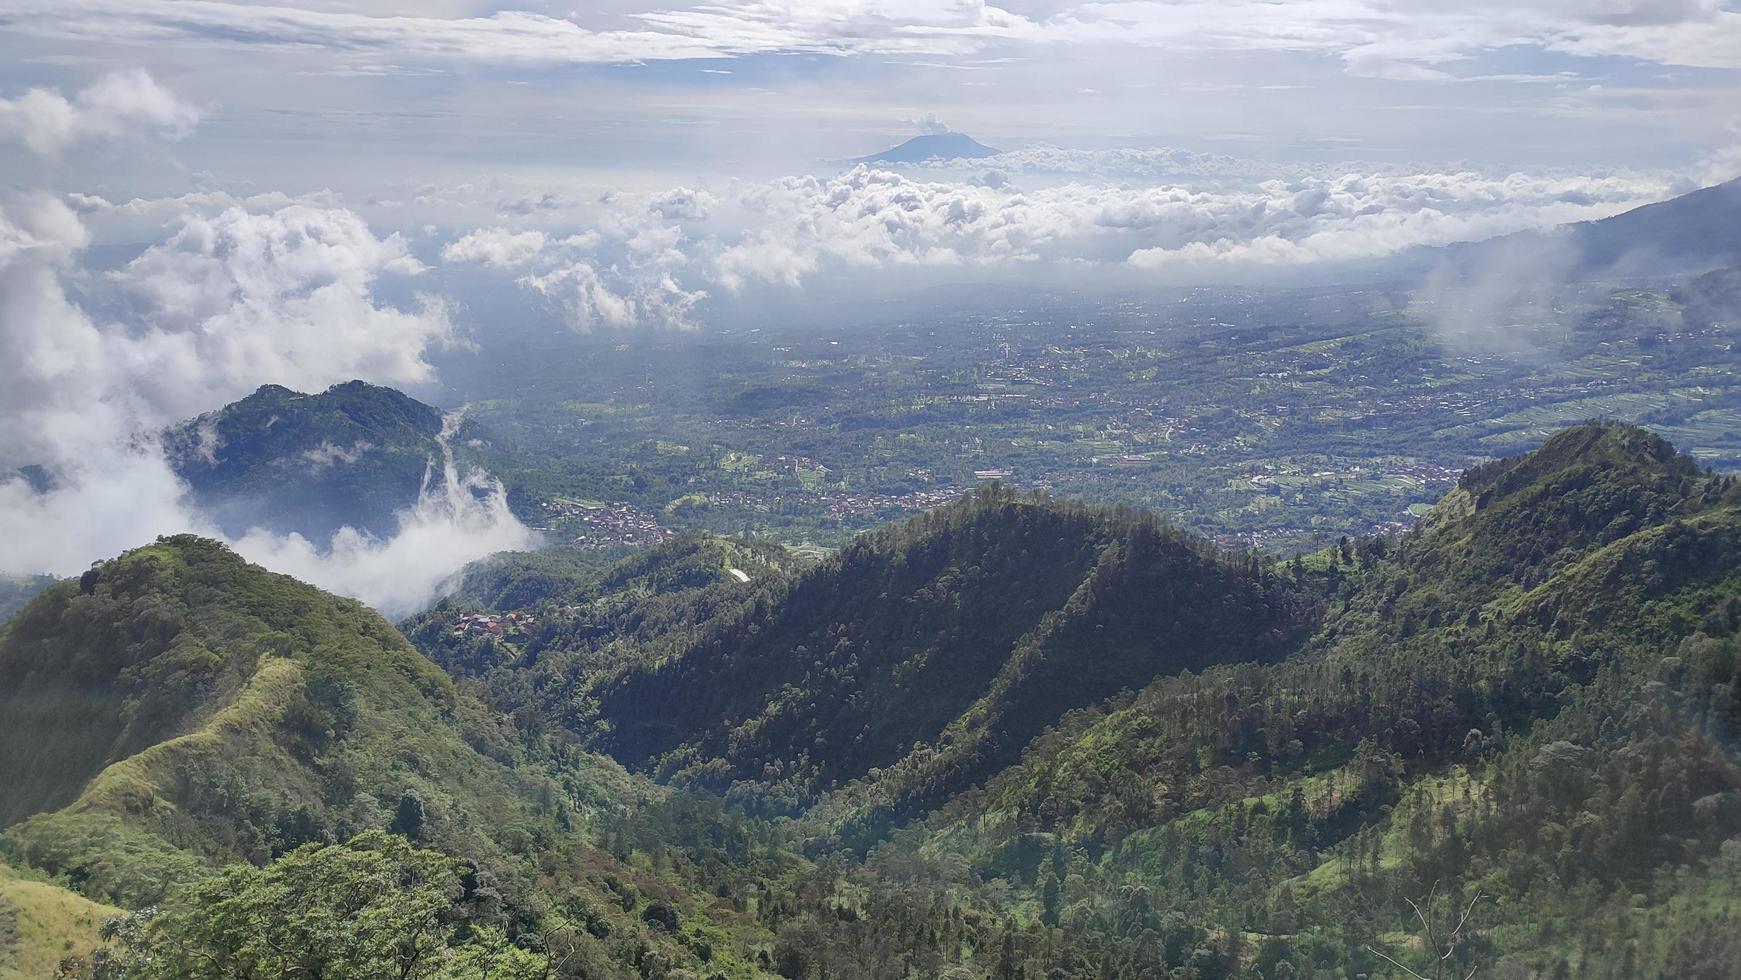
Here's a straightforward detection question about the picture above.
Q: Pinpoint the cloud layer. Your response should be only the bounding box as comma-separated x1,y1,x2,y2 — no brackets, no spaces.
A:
430,162,1680,326
7,0,1739,74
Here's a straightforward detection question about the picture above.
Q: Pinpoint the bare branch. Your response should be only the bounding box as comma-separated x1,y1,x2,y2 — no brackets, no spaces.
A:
1366,943,1435,980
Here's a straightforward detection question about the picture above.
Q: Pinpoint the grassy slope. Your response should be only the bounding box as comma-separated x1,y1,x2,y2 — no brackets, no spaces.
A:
0,862,120,980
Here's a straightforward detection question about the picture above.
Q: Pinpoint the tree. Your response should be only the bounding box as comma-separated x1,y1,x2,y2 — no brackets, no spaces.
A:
392,788,428,840
1041,873,1062,928
83,830,548,979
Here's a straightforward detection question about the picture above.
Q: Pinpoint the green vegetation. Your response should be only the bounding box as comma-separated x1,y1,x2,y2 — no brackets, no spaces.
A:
68,831,545,979
9,422,1741,978
0,862,119,980
0,575,55,622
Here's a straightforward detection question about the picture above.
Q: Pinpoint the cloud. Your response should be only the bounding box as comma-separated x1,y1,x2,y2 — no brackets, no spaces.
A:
7,0,1738,76
108,204,453,420
1413,231,1582,355
707,166,1674,283
647,187,717,222
0,196,524,617
1699,121,1741,185
908,112,952,135
442,226,549,268
0,0,1040,66
521,260,708,331
0,69,199,156
916,143,1274,182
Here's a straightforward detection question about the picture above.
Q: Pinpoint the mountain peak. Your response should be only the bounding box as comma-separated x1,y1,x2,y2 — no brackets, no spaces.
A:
853,131,1001,165
1458,422,1694,503
162,381,447,540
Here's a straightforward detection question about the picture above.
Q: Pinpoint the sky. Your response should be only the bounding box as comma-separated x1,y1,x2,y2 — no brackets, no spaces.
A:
2,0,1739,193
0,0,1738,611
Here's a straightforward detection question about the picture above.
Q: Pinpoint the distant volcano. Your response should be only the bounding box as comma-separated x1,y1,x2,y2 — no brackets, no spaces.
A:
853,132,1002,165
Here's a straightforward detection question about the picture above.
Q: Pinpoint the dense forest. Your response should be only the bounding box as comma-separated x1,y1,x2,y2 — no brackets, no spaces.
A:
5,422,1741,978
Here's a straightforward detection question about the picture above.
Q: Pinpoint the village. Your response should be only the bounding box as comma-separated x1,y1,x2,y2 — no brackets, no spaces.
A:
540,499,676,549
451,610,536,637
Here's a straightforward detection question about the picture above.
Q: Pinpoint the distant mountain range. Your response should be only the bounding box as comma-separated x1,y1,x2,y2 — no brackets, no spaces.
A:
852,131,1001,165
165,381,446,541
1431,175,1741,280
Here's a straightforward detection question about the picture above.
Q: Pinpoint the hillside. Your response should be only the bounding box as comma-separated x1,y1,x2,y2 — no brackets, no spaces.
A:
419,489,1317,821
1675,266,1741,331
1434,176,1741,280
0,576,54,622
0,537,813,978
165,381,447,539
0,535,595,898
905,423,1741,977
0,862,119,980
407,422,1741,977
12,423,1741,978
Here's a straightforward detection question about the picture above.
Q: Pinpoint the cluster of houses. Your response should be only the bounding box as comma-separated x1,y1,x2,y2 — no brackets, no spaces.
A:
452,611,535,637
561,503,674,549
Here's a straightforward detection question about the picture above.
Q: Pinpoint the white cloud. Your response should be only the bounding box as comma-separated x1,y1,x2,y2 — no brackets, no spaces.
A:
232,415,534,617
0,69,199,157
647,187,717,222
907,112,952,135
930,143,1264,182
1699,121,1741,185
109,204,452,420
522,260,708,331
442,226,549,268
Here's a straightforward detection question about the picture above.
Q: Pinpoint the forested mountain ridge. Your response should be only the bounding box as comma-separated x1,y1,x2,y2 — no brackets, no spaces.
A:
419,490,1319,818
164,380,447,539
9,422,1741,978
904,422,1741,977
0,535,585,900
1432,176,1741,279
405,422,1741,976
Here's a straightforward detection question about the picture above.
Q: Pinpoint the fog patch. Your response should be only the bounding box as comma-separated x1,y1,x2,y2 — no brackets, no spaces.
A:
233,414,535,618
300,440,374,471
1414,232,1583,355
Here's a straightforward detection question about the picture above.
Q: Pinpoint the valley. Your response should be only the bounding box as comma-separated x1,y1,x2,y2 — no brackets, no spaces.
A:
441,272,1741,556
9,423,1741,978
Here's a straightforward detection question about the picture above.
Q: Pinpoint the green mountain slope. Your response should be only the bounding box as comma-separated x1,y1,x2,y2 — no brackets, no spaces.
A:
409,422,1741,977
13,422,1741,979
0,537,810,979
165,381,446,539
905,423,1741,977
0,861,120,980
0,535,591,902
